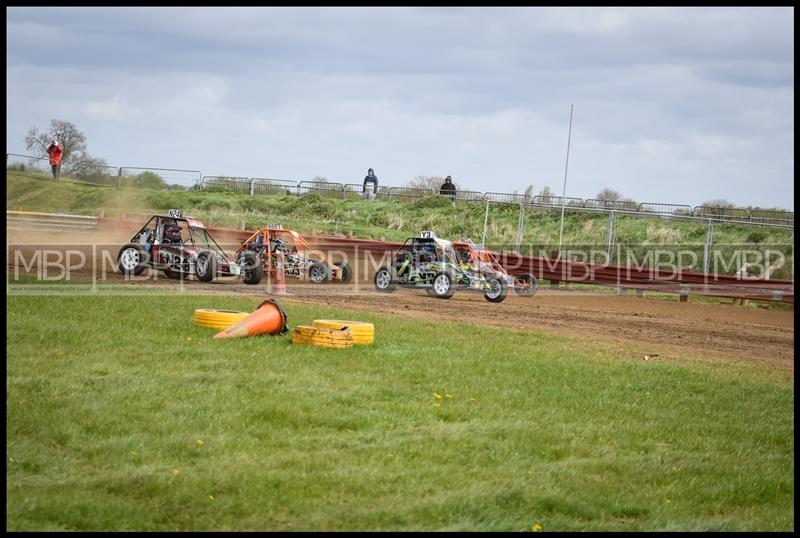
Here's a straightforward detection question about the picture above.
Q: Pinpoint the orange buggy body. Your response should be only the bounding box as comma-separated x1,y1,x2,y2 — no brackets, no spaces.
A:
234,225,352,286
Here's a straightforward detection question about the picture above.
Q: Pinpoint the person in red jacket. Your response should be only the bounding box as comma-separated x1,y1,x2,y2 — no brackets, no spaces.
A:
47,139,63,181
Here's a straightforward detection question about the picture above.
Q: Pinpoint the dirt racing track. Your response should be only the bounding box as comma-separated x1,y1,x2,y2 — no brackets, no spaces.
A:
7,228,795,373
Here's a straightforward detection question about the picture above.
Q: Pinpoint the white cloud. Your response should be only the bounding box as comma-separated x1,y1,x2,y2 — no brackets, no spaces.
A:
5,6,794,209
85,97,141,122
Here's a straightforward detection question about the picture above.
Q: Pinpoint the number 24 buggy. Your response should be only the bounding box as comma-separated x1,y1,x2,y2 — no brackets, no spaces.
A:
116,210,243,282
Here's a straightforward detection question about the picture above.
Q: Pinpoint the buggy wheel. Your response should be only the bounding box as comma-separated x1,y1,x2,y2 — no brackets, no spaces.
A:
334,261,353,283
374,266,397,293
241,251,263,285
484,277,508,303
514,273,538,296
195,250,217,282
431,271,455,299
308,261,330,284
117,243,149,276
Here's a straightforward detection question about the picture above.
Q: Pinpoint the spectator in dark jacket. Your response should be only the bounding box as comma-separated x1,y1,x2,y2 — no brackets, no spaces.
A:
362,168,378,192
439,176,456,199
362,168,378,199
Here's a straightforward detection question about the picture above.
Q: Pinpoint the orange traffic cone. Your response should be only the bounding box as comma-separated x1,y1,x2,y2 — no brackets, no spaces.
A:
214,299,289,339
270,250,287,295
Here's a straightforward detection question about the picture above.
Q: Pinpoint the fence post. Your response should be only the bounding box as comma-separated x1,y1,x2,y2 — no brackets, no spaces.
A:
250,178,254,196
606,210,616,264
117,168,123,188
481,199,490,245
515,203,525,252
703,220,714,274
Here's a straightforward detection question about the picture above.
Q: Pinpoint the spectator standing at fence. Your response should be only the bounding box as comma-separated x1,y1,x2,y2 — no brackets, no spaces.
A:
439,175,456,200
362,168,378,200
47,139,63,181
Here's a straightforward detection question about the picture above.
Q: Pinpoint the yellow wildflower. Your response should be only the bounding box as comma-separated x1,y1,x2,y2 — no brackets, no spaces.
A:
433,392,442,399
172,468,181,476
196,439,204,446
532,523,543,532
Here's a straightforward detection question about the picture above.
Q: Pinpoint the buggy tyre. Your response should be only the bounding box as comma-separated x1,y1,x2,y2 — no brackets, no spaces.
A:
374,266,397,293
241,251,263,285
514,273,538,296
431,271,456,299
484,277,508,303
195,250,217,282
334,262,353,283
308,261,330,284
193,309,249,330
117,243,149,276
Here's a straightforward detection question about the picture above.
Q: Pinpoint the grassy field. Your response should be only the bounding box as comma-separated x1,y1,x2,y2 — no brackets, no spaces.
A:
6,291,793,531
6,172,794,279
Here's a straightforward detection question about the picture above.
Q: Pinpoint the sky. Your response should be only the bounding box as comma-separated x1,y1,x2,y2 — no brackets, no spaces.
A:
6,6,795,209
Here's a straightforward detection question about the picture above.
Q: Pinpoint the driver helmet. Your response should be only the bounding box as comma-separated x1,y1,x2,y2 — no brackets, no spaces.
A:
163,222,181,242
272,238,288,252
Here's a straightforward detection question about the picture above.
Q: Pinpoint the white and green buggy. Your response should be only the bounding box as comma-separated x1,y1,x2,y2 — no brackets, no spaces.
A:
373,231,508,302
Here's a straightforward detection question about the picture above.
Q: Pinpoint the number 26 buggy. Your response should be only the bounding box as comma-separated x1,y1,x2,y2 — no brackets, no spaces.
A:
116,210,243,282
373,231,508,302
233,225,353,286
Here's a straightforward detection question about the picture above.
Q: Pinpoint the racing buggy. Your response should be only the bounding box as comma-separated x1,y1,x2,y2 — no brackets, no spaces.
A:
233,224,353,286
116,209,243,282
452,239,538,296
373,231,508,302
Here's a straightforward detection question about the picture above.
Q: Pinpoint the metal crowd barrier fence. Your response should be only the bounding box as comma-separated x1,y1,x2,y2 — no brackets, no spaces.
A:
584,198,639,211
252,178,298,196
297,180,345,197
532,195,586,207
454,190,485,202
387,186,435,201
484,192,527,204
693,205,751,221
637,202,694,215
8,153,794,227
119,167,202,189
202,176,252,195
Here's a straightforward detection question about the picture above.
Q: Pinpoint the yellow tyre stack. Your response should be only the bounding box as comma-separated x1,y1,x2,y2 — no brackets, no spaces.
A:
193,309,250,330
291,325,354,349
311,319,375,345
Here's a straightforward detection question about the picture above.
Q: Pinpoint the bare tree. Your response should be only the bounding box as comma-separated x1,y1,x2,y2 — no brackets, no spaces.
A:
25,119,108,178
537,185,553,204
311,175,329,183
595,188,624,202
701,199,734,208
406,175,444,191
523,184,535,203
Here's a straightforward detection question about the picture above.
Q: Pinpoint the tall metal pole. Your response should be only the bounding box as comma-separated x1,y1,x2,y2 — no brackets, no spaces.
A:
605,210,616,264
703,220,714,274
515,203,525,252
557,104,574,257
481,198,490,245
